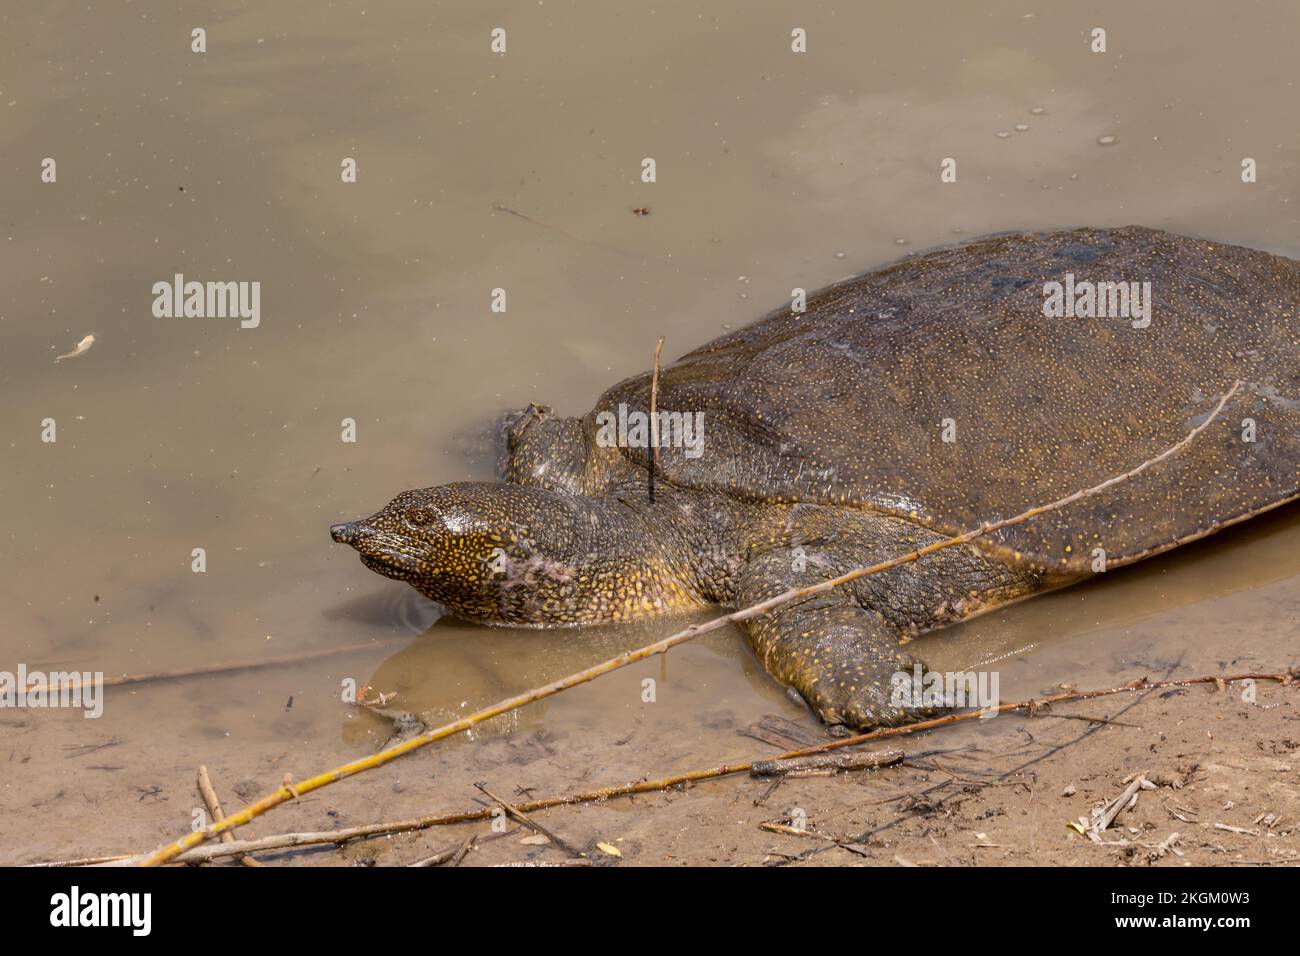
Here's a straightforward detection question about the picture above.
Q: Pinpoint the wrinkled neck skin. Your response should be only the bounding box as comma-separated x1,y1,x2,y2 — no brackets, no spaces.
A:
494,407,779,620
490,406,725,623
474,482,744,626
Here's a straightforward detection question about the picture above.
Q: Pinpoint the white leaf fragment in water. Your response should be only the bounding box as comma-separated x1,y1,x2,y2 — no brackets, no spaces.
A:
54,334,95,363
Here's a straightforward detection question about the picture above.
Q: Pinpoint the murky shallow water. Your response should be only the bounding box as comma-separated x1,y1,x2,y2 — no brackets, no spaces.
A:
2,1,1298,855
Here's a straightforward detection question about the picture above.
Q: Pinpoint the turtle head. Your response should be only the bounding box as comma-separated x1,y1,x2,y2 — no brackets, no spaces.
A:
331,482,590,625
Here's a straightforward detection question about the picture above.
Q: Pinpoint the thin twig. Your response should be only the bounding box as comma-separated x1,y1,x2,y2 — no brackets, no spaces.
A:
1226,859,1300,866
759,822,872,856
1030,712,1139,727
1214,823,1261,836
134,383,1244,867
197,766,263,867
648,335,665,503
490,203,664,262
26,854,135,867
751,748,903,777
407,834,476,867
474,782,586,858
1092,775,1148,837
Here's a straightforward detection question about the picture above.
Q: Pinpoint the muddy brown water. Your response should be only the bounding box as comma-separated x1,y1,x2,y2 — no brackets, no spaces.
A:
1,1,1298,861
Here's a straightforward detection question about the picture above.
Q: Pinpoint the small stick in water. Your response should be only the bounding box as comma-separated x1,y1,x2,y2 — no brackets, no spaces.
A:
648,336,665,503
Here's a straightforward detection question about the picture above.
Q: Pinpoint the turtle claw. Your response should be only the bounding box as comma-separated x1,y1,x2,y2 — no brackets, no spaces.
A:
797,648,948,733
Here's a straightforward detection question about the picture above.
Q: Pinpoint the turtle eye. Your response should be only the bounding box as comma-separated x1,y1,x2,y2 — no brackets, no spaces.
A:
405,506,435,527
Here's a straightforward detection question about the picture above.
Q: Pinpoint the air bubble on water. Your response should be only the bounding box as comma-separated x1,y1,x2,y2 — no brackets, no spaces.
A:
1030,107,1045,115
1097,135,1117,146
894,238,909,246
1014,123,1030,132
995,130,1011,138
834,251,847,259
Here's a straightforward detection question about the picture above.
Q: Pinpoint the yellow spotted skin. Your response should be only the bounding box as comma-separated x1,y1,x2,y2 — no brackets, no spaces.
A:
337,227,1300,732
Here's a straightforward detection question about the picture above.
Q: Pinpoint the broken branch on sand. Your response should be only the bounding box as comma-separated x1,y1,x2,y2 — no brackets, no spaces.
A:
750,748,904,777
197,765,263,867
473,782,586,858
134,382,1245,866
1090,774,1152,839
407,834,476,868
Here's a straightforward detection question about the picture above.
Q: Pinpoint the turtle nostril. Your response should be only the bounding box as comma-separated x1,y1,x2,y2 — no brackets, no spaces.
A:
331,521,370,545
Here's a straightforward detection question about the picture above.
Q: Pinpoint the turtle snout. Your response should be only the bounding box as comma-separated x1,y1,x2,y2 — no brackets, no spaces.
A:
330,520,374,546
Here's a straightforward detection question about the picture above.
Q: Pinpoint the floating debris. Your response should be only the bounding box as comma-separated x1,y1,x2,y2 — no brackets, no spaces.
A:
54,334,95,363
995,130,1011,139
1097,135,1118,146
1014,123,1030,132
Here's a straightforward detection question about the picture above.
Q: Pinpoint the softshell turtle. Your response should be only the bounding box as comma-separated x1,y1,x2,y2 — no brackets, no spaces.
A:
332,226,1300,731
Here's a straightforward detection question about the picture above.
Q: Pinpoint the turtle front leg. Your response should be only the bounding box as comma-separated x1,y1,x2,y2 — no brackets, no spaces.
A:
735,551,942,733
